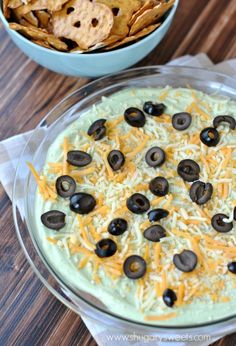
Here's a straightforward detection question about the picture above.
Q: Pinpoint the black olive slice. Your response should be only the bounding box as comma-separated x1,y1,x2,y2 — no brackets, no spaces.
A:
149,176,169,196
213,115,236,130
211,213,233,233
173,250,198,272
108,218,128,236
234,207,236,221
177,159,200,182
95,238,117,258
70,193,96,214
148,208,169,222
144,225,166,242
56,175,76,198
124,107,146,127
172,112,192,131
228,262,236,274
163,288,177,307
200,127,220,147
87,119,107,141
41,210,66,231
67,150,92,167
126,193,150,214
145,147,166,167
107,150,125,171
123,255,146,279
143,101,166,116
189,181,213,205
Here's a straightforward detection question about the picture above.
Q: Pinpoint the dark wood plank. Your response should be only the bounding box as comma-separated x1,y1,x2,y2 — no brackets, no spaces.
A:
0,0,236,345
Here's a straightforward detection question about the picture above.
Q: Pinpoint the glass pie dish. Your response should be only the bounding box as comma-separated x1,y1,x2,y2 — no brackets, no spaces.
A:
13,66,236,343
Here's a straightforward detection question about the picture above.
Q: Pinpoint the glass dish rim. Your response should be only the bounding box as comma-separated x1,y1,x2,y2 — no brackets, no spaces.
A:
13,65,236,332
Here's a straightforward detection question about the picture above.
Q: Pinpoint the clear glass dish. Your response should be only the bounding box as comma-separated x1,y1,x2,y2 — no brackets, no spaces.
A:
13,66,236,341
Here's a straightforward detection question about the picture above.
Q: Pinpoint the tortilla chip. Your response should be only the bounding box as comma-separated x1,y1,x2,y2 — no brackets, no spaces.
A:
16,0,69,15
129,0,174,36
35,10,51,29
9,22,68,51
105,22,160,50
52,0,114,50
7,0,23,8
32,39,53,49
129,0,159,27
3,0,11,18
97,0,142,39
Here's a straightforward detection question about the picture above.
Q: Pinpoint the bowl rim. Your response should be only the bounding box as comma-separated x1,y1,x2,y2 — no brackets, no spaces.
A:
12,65,236,333
0,0,179,57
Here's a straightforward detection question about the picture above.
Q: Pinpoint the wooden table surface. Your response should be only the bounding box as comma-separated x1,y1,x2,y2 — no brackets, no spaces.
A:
0,0,236,345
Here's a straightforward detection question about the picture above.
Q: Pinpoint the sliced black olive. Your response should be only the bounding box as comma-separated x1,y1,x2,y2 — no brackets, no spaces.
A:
148,208,169,222
145,147,166,167
87,119,106,140
228,262,236,274
70,193,96,214
144,225,166,242
126,193,150,214
213,115,236,130
95,238,117,258
123,255,146,279
211,213,233,233
172,112,192,131
234,207,236,221
56,175,76,198
200,127,220,147
189,181,213,205
177,159,200,182
41,210,66,231
67,150,92,167
173,250,198,272
108,218,128,236
163,288,177,307
149,176,169,196
107,150,125,171
143,101,166,116
124,107,146,127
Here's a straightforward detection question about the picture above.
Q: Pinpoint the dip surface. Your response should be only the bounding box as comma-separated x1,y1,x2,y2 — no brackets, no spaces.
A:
34,87,236,325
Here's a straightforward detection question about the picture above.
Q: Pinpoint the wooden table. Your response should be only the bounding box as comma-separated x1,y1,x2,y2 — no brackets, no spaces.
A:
0,0,236,345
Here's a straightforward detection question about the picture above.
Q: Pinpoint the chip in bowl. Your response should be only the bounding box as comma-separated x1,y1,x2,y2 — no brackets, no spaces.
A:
3,0,175,52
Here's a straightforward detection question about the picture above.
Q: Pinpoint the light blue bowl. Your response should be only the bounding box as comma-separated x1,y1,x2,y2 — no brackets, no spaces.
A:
0,1,179,77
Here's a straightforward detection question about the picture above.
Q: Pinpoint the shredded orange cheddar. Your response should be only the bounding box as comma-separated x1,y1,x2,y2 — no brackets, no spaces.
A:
161,271,167,292
162,194,173,209
144,312,177,321
159,90,169,101
78,256,90,269
177,283,185,306
27,162,57,200
71,167,96,177
46,237,58,244
63,137,69,175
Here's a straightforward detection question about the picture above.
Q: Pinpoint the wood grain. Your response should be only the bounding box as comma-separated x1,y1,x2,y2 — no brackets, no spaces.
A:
0,0,236,345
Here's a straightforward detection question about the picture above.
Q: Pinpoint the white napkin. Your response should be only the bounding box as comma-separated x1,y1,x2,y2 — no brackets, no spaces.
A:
1,54,236,346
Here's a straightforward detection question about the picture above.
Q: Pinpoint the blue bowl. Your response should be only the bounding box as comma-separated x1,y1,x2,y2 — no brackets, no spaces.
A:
0,1,179,77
